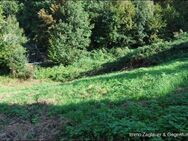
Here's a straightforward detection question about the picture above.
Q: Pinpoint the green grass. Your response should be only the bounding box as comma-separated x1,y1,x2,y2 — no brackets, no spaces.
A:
1,34,188,140
0,55,188,140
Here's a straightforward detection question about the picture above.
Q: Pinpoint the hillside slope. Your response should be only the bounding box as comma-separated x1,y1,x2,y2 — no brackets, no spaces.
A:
0,55,188,140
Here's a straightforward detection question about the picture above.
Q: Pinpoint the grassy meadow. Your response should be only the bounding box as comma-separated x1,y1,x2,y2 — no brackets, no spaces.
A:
1,0,188,140
0,44,188,140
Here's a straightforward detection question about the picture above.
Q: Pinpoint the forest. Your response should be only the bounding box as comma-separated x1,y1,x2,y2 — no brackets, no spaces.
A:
0,0,188,140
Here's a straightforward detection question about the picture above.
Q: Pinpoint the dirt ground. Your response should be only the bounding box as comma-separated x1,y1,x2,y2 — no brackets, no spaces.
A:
0,104,67,140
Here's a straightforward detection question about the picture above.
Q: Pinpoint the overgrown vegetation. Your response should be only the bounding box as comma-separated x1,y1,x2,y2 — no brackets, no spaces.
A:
0,0,188,68
35,33,188,82
46,1,92,65
0,55,188,140
0,6,31,78
0,0,188,140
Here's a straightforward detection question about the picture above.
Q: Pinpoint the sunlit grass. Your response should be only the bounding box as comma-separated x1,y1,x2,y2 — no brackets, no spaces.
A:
0,54,188,140
1,57,187,104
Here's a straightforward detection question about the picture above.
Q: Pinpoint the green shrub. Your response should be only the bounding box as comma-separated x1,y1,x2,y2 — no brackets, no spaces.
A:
0,5,3,25
18,0,53,51
0,15,30,79
87,1,136,48
173,0,188,31
109,47,130,58
160,0,188,35
85,32,188,75
86,0,166,48
147,3,166,43
34,48,117,82
135,33,187,63
0,0,22,17
161,4,181,38
133,1,155,45
47,1,92,65
105,1,136,48
35,32,188,82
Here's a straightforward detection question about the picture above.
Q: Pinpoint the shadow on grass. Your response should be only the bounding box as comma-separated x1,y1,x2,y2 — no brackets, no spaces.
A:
78,41,188,78
0,42,188,140
0,80,188,140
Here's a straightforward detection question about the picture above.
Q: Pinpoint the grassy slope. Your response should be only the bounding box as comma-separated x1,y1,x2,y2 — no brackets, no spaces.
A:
0,55,188,140
34,33,188,83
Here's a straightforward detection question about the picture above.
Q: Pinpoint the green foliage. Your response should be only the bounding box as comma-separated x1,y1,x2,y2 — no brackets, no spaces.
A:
0,48,188,140
18,0,53,51
171,0,188,31
1,0,185,54
0,0,22,17
147,4,166,42
88,1,136,48
96,32,188,74
0,5,4,25
0,0,185,52
132,0,167,45
109,1,136,46
35,49,117,81
47,1,92,65
161,4,181,38
133,1,153,45
86,0,166,48
84,0,187,48
35,33,188,82
0,15,30,78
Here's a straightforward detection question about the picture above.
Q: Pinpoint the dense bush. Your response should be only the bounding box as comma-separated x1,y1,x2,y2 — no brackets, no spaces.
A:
132,1,153,45
0,0,22,17
4,0,186,50
0,0,188,75
17,0,53,52
93,32,188,74
13,0,187,64
158,0,188,36
35,32,188,82
0,12,30,78
174,0,188,31
91,1,136,48
84,0,166,49
34,48,120,81
44,1,92,65
132,1,166,46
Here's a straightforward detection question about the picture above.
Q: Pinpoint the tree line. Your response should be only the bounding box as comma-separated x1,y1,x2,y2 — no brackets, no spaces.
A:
0,0,188,78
